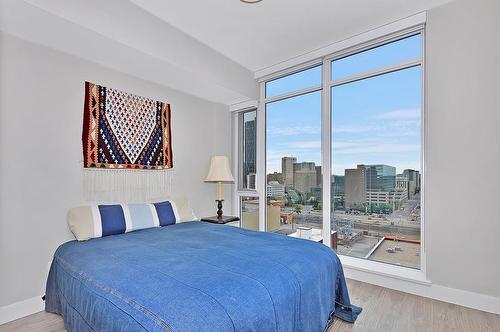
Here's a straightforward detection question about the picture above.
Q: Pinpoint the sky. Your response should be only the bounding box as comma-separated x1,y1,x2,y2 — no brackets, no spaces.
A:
265,34,422,176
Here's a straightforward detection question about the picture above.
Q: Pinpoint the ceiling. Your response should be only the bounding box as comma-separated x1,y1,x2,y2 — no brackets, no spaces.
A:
1,0,454,105
1,0,259,105
130,0,453,72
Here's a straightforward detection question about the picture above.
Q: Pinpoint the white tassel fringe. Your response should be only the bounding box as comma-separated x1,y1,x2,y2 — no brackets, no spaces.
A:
83,168,173,203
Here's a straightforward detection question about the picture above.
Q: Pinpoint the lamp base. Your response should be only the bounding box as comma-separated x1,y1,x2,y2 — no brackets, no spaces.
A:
216,199,224,218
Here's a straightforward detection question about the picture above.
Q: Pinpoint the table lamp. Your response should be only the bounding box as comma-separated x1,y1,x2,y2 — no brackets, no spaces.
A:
205,156,234,218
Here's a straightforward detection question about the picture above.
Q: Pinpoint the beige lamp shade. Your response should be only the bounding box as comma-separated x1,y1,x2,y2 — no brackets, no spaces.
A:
205,156,234,183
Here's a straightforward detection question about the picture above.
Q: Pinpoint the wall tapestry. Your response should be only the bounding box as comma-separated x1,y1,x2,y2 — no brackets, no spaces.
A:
82,82,173,203
83,81,173,170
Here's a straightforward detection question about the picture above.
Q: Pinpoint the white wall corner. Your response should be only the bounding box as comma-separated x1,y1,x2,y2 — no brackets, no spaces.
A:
0,295,45,325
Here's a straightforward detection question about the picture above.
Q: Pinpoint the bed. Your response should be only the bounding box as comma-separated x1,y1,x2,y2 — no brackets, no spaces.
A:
45,221,361,332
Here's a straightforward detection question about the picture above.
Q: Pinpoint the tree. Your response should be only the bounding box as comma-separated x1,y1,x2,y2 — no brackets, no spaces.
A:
351,203,366,212
293,204,302,214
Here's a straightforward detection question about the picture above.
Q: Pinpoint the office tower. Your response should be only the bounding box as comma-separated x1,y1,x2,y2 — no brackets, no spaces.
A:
243,118,256,189
361,164,396,192
315,166,322,186
332,175,345,196
345,167,367,208
293,162,317,193
281,157,297,187
266,181,285,198
403,168,420,193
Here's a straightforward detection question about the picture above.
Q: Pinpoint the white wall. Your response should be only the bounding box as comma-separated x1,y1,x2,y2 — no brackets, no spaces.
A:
426,0,500,297
0,32,232,307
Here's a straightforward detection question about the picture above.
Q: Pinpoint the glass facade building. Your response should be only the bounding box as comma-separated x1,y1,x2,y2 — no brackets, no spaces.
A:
361,164,396,192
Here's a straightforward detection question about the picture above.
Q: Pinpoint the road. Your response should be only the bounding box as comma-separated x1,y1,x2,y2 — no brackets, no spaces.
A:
293,215,421,238
388,191,420,222
344,220,420,237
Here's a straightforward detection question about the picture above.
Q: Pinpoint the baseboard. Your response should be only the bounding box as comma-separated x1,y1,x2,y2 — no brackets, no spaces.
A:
0,295,44,325
344,265,500,315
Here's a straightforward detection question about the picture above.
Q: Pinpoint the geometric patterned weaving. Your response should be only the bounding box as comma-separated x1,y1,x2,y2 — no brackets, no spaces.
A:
82,82,173,169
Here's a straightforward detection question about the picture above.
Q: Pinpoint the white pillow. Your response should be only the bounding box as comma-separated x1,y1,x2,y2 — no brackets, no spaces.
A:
172,197,198,222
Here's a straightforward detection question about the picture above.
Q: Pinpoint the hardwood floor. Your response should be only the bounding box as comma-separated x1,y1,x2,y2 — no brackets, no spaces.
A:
1,279,499,332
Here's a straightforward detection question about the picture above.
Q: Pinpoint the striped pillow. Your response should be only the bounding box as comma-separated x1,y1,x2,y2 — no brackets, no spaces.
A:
68,201,180,241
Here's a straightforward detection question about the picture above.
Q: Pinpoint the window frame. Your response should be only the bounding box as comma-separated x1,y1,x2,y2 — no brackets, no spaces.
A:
259,61,323,232
252,26,426,274
232,106,259,228
264,87,323,233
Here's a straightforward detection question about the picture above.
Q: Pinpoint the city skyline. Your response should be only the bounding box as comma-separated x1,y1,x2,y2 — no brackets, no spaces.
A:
266,37,422,175
266,154,420,177
267,156,418,183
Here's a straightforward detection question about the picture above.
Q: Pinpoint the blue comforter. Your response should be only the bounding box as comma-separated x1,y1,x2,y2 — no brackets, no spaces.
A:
46,222,361,332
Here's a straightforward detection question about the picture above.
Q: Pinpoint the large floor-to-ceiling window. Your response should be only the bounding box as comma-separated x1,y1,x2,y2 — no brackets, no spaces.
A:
263,66,323,240
236,28,424,269
266,89,323,239
329,33,422,269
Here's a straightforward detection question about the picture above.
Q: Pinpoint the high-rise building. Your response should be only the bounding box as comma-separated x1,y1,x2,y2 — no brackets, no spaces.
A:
345,168,367,208
315,166,322,186
403,169,420,193
243,118,256,189
293,162,317,193
396,175,410,200
281,157,297,187
403,169,418,181
266,181,285,198
361,164,396,192
332,175,345,196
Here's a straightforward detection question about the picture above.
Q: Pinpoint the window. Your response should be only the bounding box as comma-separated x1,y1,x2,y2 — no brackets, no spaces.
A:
265,66,321,98
239,28,424,270
240,196,259,230
265,68,323,241
235,109,258,229
331,33,422,269
331,34,421,81
238,110,257,190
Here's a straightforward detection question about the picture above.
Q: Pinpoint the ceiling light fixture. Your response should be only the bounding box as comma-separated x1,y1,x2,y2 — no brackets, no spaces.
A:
240,0,262,3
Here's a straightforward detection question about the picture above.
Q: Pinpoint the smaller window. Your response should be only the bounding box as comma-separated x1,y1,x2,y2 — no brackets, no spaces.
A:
331,34,422,81
238,110,257,190
265,65,321,98
240,196,259,230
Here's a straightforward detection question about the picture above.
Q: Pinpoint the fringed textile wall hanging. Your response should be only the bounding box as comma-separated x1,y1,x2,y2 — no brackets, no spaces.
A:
82,82,173,202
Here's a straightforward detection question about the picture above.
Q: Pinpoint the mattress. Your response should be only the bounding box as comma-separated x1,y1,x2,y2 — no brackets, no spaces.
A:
45,221,360,331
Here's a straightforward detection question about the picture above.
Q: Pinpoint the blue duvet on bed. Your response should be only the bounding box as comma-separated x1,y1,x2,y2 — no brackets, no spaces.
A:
46,222,361,332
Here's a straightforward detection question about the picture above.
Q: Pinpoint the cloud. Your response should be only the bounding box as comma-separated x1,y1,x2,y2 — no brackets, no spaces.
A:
378,129,419,138
333,142,362,149
333,141,420,155
289,140,321,149
375,108,420,120
333,124,377,133
267,126,320,136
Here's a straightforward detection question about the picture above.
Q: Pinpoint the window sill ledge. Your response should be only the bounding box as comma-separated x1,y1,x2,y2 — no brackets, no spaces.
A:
338,254,431,286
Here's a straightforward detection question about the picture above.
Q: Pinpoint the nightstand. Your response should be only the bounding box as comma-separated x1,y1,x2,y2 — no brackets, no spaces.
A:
200,216,240,224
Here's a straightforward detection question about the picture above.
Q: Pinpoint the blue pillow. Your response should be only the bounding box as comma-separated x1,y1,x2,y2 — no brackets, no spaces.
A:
153,201,178,226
